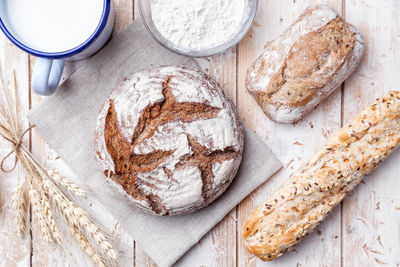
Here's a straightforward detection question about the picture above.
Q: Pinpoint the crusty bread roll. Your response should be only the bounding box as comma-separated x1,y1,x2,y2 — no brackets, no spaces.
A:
242,91,400,260
94,66,244,216
246,5,364,123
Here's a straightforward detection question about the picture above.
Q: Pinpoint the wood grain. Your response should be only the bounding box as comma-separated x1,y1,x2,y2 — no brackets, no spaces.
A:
30,0,135,266
0,30,31,267
1,0,400,266
342,1,400,266
131,0,237,265
237,1,343,266
177,51,238,267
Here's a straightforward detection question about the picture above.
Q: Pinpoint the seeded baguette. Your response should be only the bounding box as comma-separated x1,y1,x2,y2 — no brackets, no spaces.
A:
242,91,400,260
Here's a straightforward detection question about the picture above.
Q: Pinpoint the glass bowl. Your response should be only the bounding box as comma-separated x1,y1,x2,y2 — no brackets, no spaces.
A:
138,0,258,58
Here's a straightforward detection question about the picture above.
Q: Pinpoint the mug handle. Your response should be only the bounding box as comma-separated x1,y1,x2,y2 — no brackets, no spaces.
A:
32,58,65,96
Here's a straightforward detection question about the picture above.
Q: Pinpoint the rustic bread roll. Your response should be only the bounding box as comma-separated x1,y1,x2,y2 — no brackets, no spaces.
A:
94,65,244,216
246,5,364,123
242,91,400,260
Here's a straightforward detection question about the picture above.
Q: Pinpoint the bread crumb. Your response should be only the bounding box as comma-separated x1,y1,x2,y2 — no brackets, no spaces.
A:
363,243,383,257
362,244,369,257
375,258,388,265
377,235,384,248
286,159,294,168
356,217,369,228
321,128,330,138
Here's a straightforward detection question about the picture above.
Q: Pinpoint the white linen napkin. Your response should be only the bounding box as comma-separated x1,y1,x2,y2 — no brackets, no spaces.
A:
28,20,282,267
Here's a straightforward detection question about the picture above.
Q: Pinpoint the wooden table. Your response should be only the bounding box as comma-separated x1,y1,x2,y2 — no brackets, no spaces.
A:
1,0,399,266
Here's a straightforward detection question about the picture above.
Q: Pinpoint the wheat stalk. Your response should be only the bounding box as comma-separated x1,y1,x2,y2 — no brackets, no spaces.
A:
41,174,118,262
0,70,118,266
33,178,62,243
69,224,106,267
29,183,53,243
11,184,25,236
71,206,119,261
29,158,116,265
49,170,85,197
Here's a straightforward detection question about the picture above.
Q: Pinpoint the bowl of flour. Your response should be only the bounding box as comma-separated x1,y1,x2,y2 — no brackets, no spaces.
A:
139,0,258,57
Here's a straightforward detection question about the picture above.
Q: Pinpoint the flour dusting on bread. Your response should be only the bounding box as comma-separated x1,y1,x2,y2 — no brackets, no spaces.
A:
243,91,400,260
95,65,244,216
246,5,364,123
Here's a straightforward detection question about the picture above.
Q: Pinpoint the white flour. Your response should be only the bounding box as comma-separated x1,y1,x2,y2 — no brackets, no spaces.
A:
151,0,246,51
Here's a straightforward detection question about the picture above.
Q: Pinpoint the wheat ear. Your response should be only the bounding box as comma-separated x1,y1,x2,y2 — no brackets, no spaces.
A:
69,224,106,267
34,179,62,243
29,183,53,243
49,170,85,197
11,185,25,236
41,176,118,263
0,69,118,264
71,206,119,262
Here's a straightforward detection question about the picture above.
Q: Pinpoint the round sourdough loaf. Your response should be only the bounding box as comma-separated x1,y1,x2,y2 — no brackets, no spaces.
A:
94,65,244,216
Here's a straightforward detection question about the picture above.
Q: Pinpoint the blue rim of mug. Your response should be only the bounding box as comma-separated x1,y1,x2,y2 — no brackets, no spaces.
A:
0,0,111,59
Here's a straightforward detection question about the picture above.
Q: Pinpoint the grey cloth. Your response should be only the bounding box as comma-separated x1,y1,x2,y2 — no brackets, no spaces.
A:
28,20,282,267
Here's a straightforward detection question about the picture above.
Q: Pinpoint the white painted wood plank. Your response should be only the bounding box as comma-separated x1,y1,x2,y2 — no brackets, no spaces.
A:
30,1,135,266
342,1,400,266
237,1,343,266
12,1,400,266
0,34,32,266
174,52,238,267
126,2,159,266
135,54,238,267
133,0,238,263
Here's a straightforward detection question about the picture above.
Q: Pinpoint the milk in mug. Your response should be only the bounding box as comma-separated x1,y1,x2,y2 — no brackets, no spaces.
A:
0,0,105,52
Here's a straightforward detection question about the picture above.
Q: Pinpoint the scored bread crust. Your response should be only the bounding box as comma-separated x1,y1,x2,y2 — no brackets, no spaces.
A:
246,5,364,123
94,65,244,216
242,91,400,260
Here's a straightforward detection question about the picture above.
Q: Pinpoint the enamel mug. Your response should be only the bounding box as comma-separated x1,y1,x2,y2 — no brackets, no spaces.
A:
0,0,114,95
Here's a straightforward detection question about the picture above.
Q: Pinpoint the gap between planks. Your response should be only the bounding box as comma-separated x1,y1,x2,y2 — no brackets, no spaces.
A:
340,2,346,267
235,41,240,267
28,53,33,267
27,0,136,266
